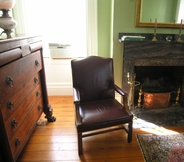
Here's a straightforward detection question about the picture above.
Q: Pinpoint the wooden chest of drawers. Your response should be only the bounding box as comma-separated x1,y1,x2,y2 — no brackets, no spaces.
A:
0,36,56,162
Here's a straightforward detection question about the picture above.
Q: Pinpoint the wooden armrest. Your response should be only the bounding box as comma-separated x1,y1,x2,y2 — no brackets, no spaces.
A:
113,84,130,111
113,84,128,97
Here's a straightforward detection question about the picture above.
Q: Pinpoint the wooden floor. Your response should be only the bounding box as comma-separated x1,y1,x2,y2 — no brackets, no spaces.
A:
17,96,184,162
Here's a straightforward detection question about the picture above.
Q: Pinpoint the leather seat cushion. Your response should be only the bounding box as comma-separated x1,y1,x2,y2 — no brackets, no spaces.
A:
75,98,133,132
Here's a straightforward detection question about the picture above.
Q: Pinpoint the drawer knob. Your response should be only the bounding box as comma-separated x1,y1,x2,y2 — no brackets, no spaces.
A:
7,100,14,110
36,91,40,96
15,138,20,147
35,60,39,66
38,105,42,110
34,77,38,83
11,118,18,128
6,76,14,87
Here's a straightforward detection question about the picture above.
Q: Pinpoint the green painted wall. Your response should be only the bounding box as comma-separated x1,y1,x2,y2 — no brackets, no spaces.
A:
98,0,180,87
97,0,112,58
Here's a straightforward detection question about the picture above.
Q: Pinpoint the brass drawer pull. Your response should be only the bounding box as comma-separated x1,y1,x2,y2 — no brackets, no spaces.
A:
7,100,14,110
35,60,39,66
15,138,20,147
11,118,18,128
34,77,38,83
6,76,14,87
38,105,42,111
36,91,40,96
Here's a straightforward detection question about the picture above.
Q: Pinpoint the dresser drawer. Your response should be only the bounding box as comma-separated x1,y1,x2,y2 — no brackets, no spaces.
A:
0,73,41,120
0,48,22,66
0,51,42,97
9,98,43,161
4,84,42,139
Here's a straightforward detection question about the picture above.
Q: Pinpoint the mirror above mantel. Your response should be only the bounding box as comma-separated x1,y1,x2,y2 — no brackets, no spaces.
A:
135,0,184,28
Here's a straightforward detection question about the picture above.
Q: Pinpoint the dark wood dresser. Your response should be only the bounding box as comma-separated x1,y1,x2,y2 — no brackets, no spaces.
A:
0,36,56,162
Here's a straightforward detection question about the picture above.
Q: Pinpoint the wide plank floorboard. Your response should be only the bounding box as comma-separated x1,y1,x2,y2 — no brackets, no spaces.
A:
17,96,184,162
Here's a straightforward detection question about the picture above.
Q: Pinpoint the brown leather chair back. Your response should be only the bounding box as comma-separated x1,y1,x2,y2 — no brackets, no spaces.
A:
71,56,115,102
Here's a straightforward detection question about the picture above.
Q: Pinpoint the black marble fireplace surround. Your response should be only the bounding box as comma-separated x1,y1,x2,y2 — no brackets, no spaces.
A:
119,33,184,110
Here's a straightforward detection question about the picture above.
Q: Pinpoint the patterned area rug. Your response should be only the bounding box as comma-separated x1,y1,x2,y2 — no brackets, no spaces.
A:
136,133,184,162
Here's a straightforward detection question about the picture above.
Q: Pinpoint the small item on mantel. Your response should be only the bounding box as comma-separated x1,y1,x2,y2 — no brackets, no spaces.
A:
121,35,145,41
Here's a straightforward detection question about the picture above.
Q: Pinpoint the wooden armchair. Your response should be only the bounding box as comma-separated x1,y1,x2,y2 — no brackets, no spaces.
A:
71,56,133,155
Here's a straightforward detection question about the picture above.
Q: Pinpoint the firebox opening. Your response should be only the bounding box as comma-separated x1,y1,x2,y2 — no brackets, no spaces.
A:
134,66,184,108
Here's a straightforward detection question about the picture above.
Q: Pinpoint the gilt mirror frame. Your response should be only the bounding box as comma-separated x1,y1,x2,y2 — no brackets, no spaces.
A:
135,0,182,28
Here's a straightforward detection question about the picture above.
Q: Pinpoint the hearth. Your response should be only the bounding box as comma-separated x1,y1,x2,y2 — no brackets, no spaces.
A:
120,34,184,110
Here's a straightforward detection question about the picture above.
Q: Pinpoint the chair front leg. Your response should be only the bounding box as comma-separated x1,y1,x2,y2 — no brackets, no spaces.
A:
128,121,132,143
78,132,83,155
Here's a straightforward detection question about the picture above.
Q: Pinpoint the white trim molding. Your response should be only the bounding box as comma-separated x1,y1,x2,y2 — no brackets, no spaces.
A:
46,82,72,96
86,0,98,56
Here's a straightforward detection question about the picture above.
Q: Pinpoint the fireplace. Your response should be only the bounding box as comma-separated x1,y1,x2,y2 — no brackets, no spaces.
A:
120,36,184,110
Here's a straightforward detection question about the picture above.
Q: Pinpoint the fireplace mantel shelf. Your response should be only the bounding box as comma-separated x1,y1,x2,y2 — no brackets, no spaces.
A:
119,33,184,43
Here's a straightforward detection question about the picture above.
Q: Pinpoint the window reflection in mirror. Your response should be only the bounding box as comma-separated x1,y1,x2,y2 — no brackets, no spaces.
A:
136,0,184,28
141,0,184,23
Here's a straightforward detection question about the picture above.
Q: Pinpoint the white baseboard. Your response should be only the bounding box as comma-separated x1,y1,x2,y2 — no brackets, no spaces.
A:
46,82,73,96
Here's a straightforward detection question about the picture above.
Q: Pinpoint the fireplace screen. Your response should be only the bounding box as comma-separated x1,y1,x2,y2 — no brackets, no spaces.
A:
142,92,171,109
